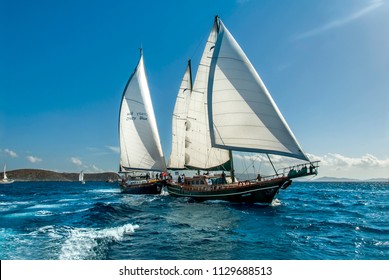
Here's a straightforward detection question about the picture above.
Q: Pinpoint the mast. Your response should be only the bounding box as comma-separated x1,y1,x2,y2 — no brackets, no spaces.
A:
229,150,235,183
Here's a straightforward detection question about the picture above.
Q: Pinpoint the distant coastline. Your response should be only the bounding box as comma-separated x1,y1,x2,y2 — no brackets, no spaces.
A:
3,169,387,183
4,169,120,182
311,176,389,182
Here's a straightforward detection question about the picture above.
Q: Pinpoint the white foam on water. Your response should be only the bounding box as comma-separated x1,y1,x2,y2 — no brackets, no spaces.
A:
4,212,36,218
60,207,90,215
1,201,33,206
59,223,139,260
33,225,63,239
58,198,80,202
374,241,389,247
159,187,170,196
271,198,282,207
35,210,55,216
86,189,119,194
27,204,66,209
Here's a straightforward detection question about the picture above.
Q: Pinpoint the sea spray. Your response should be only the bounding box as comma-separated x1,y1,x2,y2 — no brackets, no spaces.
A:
59,223,139,260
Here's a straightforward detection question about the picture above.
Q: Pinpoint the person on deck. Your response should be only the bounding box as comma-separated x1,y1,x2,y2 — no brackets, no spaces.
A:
221,171,226,183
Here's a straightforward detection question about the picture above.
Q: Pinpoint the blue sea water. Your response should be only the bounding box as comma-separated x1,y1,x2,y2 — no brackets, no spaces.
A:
0,181,388,260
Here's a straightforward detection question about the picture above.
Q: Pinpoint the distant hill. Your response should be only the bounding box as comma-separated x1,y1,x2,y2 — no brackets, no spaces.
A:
313,176,360,182
314,176,388,182
5,169,120,182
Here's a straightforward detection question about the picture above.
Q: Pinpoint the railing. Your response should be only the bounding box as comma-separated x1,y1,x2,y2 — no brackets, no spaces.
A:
278,160,320,179
251,161,320,182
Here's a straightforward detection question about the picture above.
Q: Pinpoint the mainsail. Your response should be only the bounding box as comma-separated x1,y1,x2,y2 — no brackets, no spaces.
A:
119,51,166,172
181,20,231,170
208,17,309,161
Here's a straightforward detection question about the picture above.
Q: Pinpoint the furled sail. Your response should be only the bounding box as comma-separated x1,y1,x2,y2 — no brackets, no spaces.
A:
168,60,193,169
184,20,231,170
208,18,308,161
119,52,166,171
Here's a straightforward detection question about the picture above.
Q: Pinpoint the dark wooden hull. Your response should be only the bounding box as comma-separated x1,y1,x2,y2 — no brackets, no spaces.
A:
120,180,165,194
167,178,290,204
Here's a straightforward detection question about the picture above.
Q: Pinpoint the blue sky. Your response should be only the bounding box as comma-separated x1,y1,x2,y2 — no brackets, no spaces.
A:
1,0,388,179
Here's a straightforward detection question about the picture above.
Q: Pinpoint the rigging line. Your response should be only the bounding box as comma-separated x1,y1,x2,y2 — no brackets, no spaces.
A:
190,24,210,67
267,154,278,176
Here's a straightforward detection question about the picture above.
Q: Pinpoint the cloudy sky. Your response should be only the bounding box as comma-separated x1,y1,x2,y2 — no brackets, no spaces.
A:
1,0,388,179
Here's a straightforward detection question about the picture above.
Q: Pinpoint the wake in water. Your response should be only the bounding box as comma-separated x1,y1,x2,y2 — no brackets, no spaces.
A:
59,223,139,260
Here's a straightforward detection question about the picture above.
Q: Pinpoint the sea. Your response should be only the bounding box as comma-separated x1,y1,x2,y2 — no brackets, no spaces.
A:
0,181,388,260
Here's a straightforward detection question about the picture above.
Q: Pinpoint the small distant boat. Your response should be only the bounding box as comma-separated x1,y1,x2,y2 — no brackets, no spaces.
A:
118,49,167,194
1,164,14,184
167,16,319,203
79,170,85,184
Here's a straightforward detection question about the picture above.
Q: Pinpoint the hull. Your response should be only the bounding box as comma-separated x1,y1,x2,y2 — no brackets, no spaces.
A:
167,178,290,204
0,179,14,184
120,180,165,194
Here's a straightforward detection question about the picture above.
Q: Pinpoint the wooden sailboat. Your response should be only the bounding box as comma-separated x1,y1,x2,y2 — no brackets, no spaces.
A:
118,49,167,194
167,16,319,203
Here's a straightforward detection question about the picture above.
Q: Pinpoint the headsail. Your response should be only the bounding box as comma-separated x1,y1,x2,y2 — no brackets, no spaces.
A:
119,51,166,172
208,17,308,161
168,60,193,170
184,19,231,170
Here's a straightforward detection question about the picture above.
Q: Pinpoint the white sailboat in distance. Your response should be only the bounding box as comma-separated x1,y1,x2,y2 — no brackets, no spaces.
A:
1,164,14,184
79,170,85,184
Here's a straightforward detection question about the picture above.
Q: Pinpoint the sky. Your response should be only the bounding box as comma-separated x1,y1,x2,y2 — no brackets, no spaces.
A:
1,0,388,180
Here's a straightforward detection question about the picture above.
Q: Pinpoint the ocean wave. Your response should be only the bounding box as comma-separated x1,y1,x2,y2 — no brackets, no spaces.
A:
86,189,119,194
59,223,139,260
374,241,389,247
35,210,55,216
27,204,66,209
58,198,80,202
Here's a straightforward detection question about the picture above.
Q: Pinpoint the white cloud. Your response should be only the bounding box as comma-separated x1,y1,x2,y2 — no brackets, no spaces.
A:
92,165,104,172
4,149,18,158
71,157,82,166
307,153,389,168
27,155,42,163
106,146,120,153
295,0,384,40
233,152,388,179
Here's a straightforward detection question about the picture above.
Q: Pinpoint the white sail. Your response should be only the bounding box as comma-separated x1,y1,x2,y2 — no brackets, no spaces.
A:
208,18,308,161
119,52,166,172
79,170,84,181
184,20,231,170
3,165,8,180
168,60,192,169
